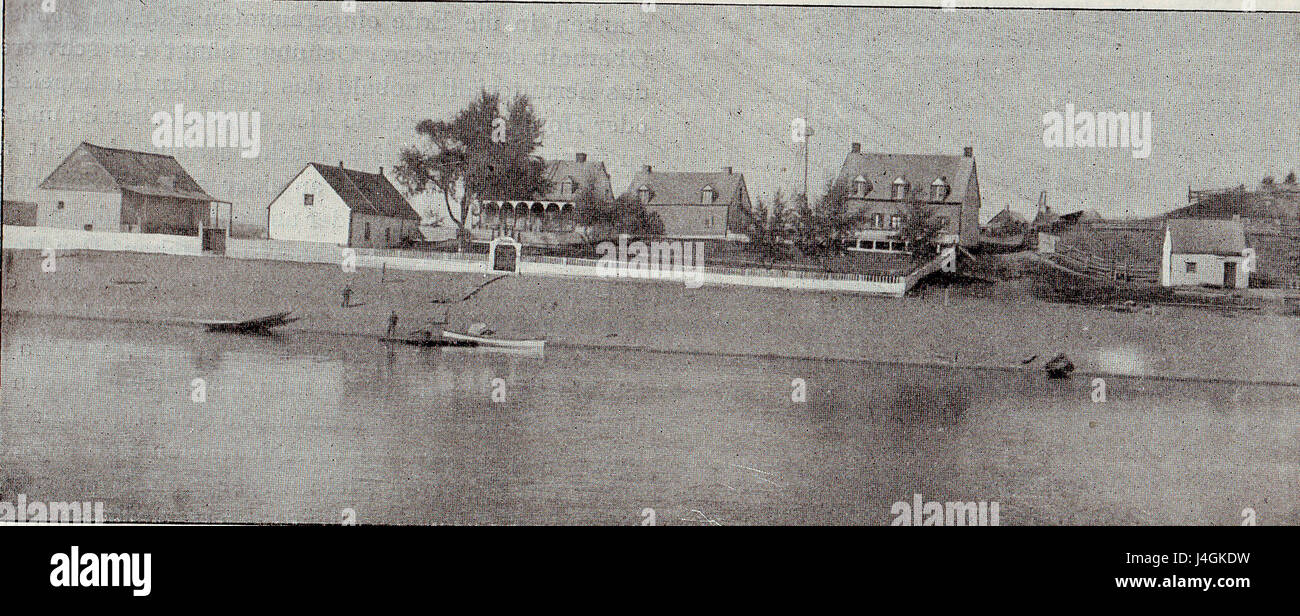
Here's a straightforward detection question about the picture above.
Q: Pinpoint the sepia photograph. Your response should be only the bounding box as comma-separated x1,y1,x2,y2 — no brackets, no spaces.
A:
1,0,1297,599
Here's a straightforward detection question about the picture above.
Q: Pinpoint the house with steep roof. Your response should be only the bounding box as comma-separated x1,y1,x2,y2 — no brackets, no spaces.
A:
267,162,422,248
833,143,981,251
1160,219,1251,289
621,165,752,240
36,141,223,235
985,206,1029,236
471,152,612,245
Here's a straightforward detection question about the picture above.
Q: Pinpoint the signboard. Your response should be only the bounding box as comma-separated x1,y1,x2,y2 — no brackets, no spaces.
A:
488,236,521,274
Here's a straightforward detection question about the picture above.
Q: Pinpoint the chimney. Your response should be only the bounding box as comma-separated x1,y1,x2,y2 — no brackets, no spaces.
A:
642,165,652,173
850,142,861,153
963,146,974,157
723,166,733,175
575,153,587,163
339,160,344,169
378,166,384,176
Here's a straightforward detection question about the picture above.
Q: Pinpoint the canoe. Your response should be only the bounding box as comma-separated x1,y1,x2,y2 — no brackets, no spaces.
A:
202,311,297,333
379,335,476,348
442,330,545,351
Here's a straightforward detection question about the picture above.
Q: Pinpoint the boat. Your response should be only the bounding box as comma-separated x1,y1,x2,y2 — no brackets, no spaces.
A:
201,311,298,333
442,330,545,351
380,333,477,347
1044,353,1075,379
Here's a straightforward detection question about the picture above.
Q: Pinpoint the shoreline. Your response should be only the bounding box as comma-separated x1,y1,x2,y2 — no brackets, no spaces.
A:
5,307,1299,388
2,249,1298,385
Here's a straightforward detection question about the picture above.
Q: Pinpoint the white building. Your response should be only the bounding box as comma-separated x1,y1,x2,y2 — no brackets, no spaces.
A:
267,162,421,248
1160,219,1252,289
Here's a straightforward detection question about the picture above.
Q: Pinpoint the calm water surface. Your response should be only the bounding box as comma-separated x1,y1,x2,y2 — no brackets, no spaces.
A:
2,315,1296,525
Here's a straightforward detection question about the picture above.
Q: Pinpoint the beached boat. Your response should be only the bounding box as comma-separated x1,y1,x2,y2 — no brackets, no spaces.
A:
1044,353,1075,379
380,334,476,347
201,311,298,333
442,330,545,351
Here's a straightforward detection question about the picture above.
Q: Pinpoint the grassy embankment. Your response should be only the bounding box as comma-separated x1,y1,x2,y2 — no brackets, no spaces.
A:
2,249,1297,384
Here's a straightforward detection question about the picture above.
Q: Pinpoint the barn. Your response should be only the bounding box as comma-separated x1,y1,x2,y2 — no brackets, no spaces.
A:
267,162,422,248
35,142,222,235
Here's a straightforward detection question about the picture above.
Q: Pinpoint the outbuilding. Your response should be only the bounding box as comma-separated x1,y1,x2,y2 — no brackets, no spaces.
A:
1160,219,1252,289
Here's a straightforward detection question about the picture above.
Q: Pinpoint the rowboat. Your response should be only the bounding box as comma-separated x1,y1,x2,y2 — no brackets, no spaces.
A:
379,334,476,348
442,330,545,351
201,311,298,333
1044,353,1075,379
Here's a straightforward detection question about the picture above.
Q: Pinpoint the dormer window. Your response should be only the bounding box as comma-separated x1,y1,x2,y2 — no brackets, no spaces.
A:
638,185,651,204
561,176,576,196
701,185,715,204
892,177,909,200
853,175,870,197
930,177,949,201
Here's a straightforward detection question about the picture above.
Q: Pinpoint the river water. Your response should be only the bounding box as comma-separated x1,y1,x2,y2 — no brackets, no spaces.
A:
1,315,1296,525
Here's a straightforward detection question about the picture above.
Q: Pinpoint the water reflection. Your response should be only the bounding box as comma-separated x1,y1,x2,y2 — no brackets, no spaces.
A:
2,315,1297,525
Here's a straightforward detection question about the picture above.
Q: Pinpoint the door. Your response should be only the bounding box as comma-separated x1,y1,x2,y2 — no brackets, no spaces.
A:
1223,261,1237,288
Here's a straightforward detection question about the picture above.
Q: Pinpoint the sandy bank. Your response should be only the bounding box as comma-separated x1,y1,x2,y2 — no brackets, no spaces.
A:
2,250,1297,384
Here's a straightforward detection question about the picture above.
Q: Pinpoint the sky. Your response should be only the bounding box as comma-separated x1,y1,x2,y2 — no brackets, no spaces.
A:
3,1,1297,226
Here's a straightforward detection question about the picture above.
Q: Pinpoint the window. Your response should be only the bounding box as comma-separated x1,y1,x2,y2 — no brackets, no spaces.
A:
1185,262,1196,273
930,177,949,201
364,222,371,241
701,185,715,204
385,228,391,244
57,201,65,210
936,216,951,229
872,213,886,228
561,177,576,196
304,193,314,206
892,177,908,200
84,224,93,231
854,175,870,197
638,185,651,204
891,215,902,229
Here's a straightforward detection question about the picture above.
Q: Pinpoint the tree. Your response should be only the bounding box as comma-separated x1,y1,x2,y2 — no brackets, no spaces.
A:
1285,170,1296,185
573,179,664,246
897,192,947,261
746,190,792,267
791,178,869,260
394,90,552,250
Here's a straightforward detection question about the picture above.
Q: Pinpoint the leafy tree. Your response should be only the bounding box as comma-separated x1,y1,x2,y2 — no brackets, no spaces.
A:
394,90,552,250
1285,170,1296,184
574,179,664,246
747,190,792,267
897,192,947,261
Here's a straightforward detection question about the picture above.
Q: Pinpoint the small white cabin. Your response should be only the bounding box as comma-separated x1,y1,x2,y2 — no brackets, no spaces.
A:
1160,219,1251,289
267,162,421,248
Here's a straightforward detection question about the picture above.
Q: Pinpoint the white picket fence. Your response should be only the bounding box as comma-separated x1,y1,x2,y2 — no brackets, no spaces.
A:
2,225,201,255
4,226,921,296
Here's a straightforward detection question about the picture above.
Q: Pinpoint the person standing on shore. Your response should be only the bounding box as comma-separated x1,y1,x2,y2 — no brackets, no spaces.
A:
341,286,352,308
387,310,399,337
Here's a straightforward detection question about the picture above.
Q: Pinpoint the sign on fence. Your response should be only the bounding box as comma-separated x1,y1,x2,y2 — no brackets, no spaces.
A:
489,236,521,274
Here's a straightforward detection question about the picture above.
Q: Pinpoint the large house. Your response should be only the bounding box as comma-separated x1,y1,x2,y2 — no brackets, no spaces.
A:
471,153,612,245
267,162,421,248
833,143,981,251
36,141,222,234
1160,219,1251,289
622,165,752,239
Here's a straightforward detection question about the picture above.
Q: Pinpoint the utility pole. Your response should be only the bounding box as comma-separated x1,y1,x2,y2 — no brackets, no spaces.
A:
802,83,814,201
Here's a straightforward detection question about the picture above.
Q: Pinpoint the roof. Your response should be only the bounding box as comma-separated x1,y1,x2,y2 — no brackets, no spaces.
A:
1167,219,1246,256
988,208,1028,225
622,169,747,206
835,151,974,203
308,163,421,220
40,142,220,201
540,159,613,201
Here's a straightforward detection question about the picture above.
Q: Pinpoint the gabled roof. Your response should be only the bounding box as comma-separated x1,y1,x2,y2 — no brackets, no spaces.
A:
541,158,613,201
835,151,974,204
308,163,421,220
988,208,1028,225
622,169,747,206
39,141,220,201
1167,219,1246,256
